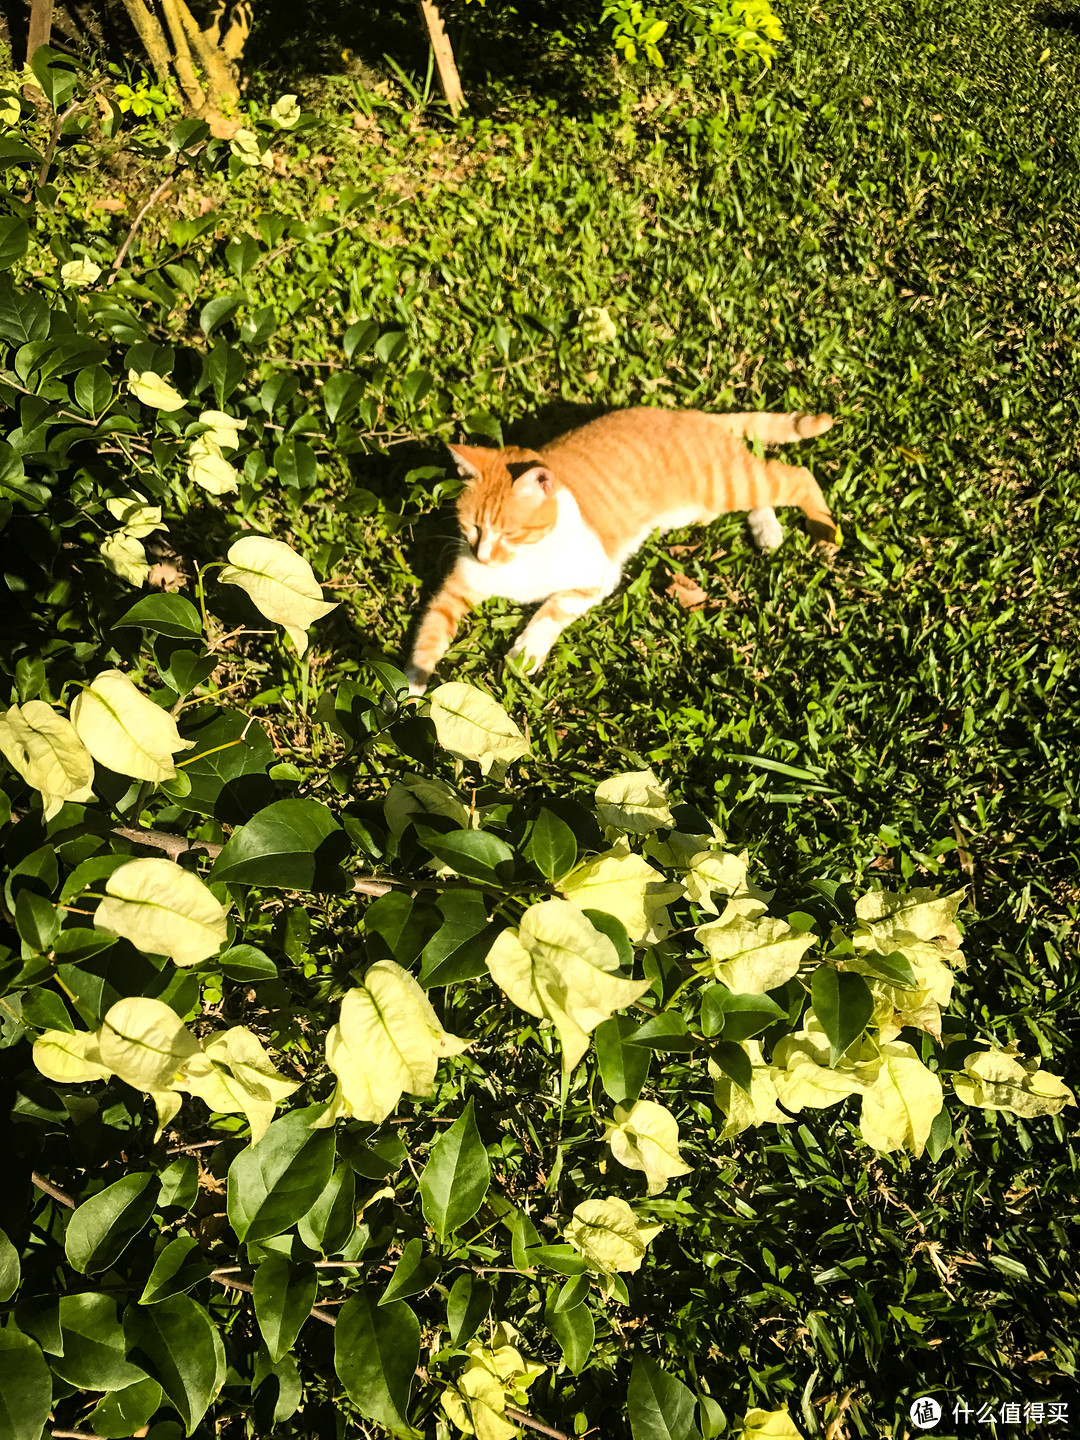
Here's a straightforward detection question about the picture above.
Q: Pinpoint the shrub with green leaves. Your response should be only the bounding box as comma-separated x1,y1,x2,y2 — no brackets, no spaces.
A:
0,29,1077,1440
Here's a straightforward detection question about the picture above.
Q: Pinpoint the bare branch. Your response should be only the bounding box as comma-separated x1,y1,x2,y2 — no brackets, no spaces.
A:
108,175,175,284
32,1171,76,1208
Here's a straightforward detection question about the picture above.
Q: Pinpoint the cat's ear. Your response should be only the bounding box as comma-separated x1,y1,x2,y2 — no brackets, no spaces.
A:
446,443,489,481
512,466,558,505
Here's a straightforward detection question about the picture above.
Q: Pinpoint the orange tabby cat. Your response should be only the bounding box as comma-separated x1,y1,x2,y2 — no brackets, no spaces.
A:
404,407,837,695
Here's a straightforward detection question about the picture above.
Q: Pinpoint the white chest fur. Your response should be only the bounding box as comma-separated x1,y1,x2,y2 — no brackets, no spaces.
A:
458,491,619,604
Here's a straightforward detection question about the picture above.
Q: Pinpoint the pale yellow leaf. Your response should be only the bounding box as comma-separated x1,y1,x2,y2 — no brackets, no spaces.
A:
848,937,957,1042
219,536,337,656
105,495,163,537
187,436,240,495
61,259,102,287
100,531,150,587
270,94,301,128
564,1196,661,1274
854,886,964,950
179,1026,298,1142
486,898,651,1072
0,701,95,819
561,837,682,943
197,410,246,451
99,997,201,1091
643,824,724,870
70,670,194,782
428,682,529,777
33,1028,111,1084
324,961,470,1123
859,1040,943,1156
695,913,816,991
127,368,186,410
951,1047,1075,1118
709,1039,788,1140
230,127,273,169
605,1098,692,1194
95,857,228,966
770,1021,881,1112
594,769,673,834
148,1087,183,1142
738,1408,802,1439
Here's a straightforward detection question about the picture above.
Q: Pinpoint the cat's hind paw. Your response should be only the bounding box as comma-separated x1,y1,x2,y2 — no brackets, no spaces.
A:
748,507,784,552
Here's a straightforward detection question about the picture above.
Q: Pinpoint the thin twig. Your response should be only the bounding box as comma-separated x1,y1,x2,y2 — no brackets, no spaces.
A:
32,1172,76,1208
505,1409,571,1440
209,1269,338,1326
107,822,398,896
108,174,175,284
30,97,84,197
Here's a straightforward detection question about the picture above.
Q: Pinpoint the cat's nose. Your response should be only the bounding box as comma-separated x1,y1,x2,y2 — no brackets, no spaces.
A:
477,536,495,564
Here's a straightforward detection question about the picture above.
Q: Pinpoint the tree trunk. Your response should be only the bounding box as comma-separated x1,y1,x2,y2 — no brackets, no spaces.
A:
26,0,54,63
415,0,464,116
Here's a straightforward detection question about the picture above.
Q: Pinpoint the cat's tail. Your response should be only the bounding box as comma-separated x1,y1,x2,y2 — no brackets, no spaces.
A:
712,411,834,444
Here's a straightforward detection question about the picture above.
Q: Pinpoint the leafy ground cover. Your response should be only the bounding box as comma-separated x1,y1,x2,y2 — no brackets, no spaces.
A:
2,0,1080,1436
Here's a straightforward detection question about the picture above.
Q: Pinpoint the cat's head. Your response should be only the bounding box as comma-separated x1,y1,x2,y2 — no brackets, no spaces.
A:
448,443,559,565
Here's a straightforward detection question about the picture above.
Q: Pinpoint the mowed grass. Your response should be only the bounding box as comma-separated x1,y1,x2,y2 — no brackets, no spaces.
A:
53,0,1080,1428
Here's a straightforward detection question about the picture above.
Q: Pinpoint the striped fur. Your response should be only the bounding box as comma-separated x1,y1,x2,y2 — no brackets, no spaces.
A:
404,407,837,694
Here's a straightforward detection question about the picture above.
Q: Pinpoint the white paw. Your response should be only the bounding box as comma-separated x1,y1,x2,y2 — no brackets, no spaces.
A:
748,507,784,552
505,637,546,675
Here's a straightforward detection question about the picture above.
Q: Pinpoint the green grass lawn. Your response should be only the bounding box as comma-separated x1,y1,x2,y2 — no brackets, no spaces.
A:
8,0,1080,1431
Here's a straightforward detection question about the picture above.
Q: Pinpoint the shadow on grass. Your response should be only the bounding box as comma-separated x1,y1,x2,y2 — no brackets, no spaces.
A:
243,0,618,111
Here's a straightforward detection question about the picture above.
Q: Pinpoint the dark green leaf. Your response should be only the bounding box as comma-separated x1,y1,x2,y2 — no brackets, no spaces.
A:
297,1163,355,1253
87,1378,165,1439
812,966,875,1065
123,1295,220,1435
210,798,349,890
323,372,366,424
414,826,515,885
380,1237,440,1305
0,1325,52,1440
582,909,634,968
419,1098,491,1241
52,1292,149,1390
227,1106,335,1243
595,1014,651,1104
527,1244,589,1275
254,1256,318,1363
344,319,379,358
334,1289,418,1435
709,1040,753,1095
545,1286,594,1374
0,218,29,271
700,987,785,1042
274,437,317,490
627,1013,698,1052
15,889,60,951
627,1355,698,1440
157,1155,199,1211
140,1236,215,1304
419,888,493,987
178,708,275,823
446,1274,491,1347
200,291,244,336
65,1172,160,1275
219,944,279,983
858,949,919,990
527,808,578,882
115,593,203,639
0,1225,20,1301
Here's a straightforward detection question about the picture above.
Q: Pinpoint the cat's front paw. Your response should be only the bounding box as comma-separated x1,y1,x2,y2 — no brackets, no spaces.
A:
505,636,546,676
